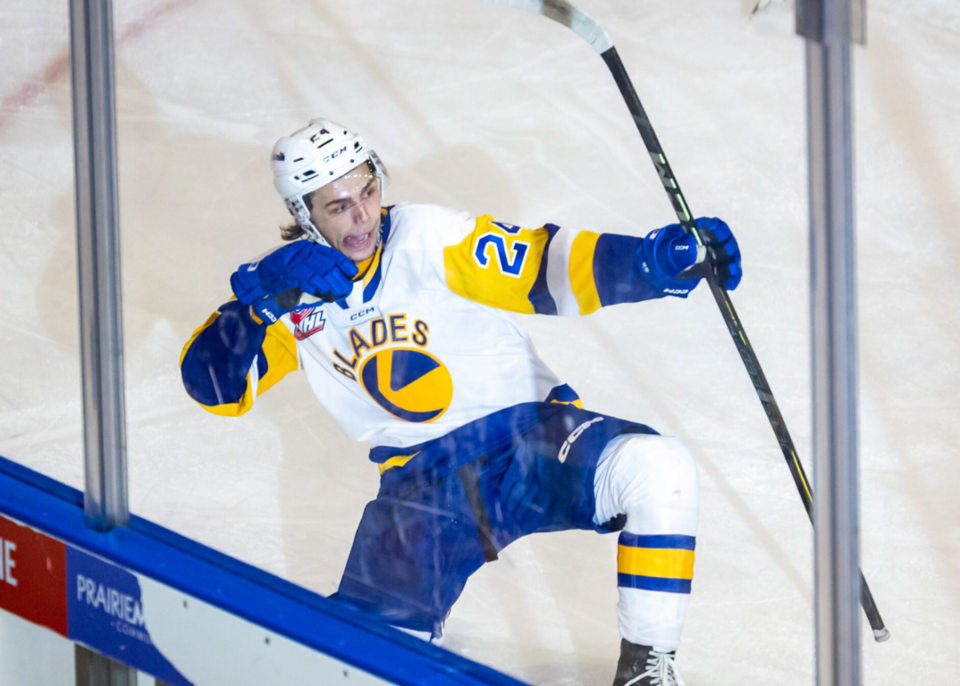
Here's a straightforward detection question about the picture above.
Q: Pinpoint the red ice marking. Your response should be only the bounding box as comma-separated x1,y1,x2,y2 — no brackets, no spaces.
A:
0,0,197,136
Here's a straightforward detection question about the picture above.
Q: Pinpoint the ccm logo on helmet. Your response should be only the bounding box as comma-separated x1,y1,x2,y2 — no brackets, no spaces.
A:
323,145,348,164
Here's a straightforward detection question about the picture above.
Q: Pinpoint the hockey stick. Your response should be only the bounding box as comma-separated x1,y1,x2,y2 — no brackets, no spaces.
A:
485,0,889,642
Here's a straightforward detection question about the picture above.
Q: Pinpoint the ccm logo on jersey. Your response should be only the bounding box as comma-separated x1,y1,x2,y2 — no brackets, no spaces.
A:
350,307,376,321
291,307,326,340
558,417,604,463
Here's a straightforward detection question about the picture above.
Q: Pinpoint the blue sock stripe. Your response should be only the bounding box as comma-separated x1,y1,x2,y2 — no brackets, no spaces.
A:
617,573,692,594
617,533,696,551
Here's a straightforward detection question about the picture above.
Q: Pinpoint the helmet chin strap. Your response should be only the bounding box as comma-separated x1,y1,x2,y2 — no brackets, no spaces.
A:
287,196,331,247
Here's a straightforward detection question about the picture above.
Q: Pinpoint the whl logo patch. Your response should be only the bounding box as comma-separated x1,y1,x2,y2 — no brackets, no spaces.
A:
291,307,326,340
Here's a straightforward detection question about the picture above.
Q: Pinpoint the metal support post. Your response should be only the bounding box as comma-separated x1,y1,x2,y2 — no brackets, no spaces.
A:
69,0,129,532
76,645,138,686
798,0,866,685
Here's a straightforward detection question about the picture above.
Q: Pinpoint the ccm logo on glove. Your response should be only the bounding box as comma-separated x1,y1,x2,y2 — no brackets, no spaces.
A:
636,217,742,297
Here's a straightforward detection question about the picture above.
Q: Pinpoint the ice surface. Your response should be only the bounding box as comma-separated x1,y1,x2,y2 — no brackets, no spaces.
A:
1,0,958,684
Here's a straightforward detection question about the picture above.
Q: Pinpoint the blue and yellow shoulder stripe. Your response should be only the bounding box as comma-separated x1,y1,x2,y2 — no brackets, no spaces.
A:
443,215,559,314
443,215,659,316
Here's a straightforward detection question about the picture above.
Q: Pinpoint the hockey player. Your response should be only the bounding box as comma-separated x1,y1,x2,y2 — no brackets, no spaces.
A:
181,120,742,686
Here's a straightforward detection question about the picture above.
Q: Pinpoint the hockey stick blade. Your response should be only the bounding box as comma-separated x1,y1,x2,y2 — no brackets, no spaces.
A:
484,0,612,54
487,0,889,641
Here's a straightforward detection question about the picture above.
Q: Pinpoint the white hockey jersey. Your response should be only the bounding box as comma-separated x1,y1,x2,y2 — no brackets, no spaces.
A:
181,203,658,468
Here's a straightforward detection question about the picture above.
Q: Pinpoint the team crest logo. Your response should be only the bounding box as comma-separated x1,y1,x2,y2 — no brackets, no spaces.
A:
291,307,326,340
359,348,453,423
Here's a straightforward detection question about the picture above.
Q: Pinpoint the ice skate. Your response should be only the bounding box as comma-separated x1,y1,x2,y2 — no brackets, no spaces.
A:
612,639,685,686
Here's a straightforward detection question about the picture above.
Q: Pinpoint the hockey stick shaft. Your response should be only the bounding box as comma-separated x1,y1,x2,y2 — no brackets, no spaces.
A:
602,49,888,641
486,0,888,640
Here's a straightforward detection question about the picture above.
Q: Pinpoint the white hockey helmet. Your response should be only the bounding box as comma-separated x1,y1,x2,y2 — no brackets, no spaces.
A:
271,119,389,245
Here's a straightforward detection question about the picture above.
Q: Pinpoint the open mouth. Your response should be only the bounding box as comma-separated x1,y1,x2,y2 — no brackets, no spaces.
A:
342,230,375,252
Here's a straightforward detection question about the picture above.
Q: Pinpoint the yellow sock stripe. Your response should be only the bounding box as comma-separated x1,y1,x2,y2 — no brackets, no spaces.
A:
617,546,695,581
568,231,602,315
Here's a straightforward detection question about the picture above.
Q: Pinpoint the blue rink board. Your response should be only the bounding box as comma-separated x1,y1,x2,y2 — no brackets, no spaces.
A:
0,454,528,686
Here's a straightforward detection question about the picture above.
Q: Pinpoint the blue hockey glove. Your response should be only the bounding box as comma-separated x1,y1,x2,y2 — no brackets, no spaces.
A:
636,222,701,297
637,218,742,297
230,241,358,323
697,217,742,291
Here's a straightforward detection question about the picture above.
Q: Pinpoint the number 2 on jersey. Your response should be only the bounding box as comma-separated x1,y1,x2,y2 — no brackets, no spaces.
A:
473,233,530,277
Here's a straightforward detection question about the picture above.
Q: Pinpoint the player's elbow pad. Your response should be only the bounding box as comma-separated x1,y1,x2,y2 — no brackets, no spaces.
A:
181,301,268,407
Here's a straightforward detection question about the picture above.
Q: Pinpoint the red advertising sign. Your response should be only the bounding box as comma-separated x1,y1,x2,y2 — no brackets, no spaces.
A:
0,514,67,636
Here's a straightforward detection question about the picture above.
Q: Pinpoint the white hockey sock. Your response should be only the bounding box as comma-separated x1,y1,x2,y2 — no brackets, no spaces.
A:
594,434,699,651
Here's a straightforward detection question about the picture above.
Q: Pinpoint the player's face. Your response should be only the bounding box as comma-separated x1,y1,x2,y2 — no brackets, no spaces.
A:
309,163,382,262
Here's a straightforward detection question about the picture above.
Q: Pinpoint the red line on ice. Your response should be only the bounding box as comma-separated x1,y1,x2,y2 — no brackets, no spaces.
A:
0,0,197,136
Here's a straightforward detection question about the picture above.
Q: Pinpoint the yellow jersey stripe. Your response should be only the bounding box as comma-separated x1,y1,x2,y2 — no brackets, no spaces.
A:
355,240,381,285
180,309,256,416
180,311,219,366
180,305,298,415
194,379,257,417
256,320,299,395
550,398,584,409
378,452,419,475
568,231,602,315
